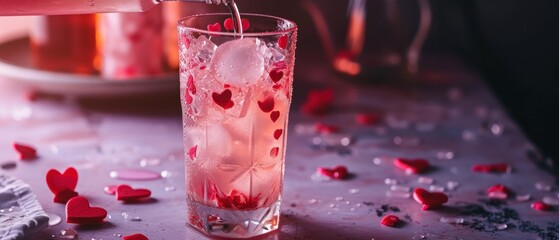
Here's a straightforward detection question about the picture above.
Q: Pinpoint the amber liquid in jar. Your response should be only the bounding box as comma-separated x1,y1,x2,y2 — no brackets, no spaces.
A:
30,14,98,74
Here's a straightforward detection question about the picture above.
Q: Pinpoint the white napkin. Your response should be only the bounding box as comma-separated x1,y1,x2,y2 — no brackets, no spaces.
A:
0,174,48,240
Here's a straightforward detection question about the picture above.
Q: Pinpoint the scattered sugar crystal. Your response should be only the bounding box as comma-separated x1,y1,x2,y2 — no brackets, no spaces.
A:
160,170,173,178
335,196,344,201
516,194,531,202
429,185,445,192
446,181,460,191
418,177,434,185
542,196,559,206
329,204,337,208
164,186,176,192
140,158,161,167
348,188,360,194
386,191,410,198
390,185,411,192
436,151,455,160
496,223,508,230
131,217,142,221
393,136,420,146
384,178,398,185
489,122,504,136
295,123,317,135
439,217,464,224
308,199,318,204
535,182,552,191
345,201,351,205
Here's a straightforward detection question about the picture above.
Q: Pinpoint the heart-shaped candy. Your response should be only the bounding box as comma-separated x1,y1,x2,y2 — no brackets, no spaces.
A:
531,201,552,211
394,158,430,174
270,111,280,122
122,233,149,240
12,142,37,160
258,97,275,113
380,214,400,227
116,185,151,201
472,163,511,173
46,167,78,195
317,165,348,180
413,188,448,210
269,70,284,83
212,89,234,110
54,189,79,204
66,196,107,225
206,22,221,32
273,129,283,140
486,184,511,199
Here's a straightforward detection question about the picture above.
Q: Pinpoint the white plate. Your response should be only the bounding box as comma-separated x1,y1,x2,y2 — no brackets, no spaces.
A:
0,37,179,97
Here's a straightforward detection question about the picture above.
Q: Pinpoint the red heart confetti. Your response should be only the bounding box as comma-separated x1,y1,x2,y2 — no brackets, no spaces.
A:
116,185,152,201
53,189,79,204
212,89,234,110
258,97,275,113
215,188,262,210
317,165,348,180
278,35,288,49
66,196,107,225
380,214,400,227
46,167,78,195
531,201,552,211
187,75,196,94
486,184,511,199
185,91,193,104
189,145,198,161
393,158,430,174
207,22,221,32
274,129,283,140
269,111,280,123
355,113,379,125
413,188,448,210
472,163,511,173
315,123,340,134
12,142,37,160
269,69,284,83
223,18,250,31
122,234,149,240
301,89,334,116
104,185,118,195
270,147,279,158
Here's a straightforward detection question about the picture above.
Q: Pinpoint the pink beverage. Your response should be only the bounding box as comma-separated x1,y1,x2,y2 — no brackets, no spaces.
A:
178,14,297,238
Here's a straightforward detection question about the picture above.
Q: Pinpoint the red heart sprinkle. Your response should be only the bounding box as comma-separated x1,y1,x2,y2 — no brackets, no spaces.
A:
187,75,196,94
104,185,118,195
207,22,221,32
46,167,78,195
413,188,448,210
122,234,149,240
53,189,79,204
531,201,552,211
269,69,284,82
116,185,151,201
272,84,282,91
258,97,275,113
274,129,283,140
270,147,279,158
270,111,280,122
393,158,430,174
317,165,348,180
301,89,334,116
212,89,234,110
355,113,379,125
380,214,400,227
66,196,107,225
315,123,340,134
189,145,198,161
472,163,511,173
224,18,234,31
278,35,288,49
486,184,511,199
12,142,37,160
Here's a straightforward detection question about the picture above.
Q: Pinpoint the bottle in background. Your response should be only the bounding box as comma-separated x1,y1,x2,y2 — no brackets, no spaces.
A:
29,14,98,74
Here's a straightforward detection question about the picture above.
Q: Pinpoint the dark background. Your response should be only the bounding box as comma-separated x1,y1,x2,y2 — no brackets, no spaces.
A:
206,0,559,170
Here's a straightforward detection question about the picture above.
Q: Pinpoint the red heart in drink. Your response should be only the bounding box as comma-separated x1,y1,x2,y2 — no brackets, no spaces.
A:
269,70,284,83
46,167,78,194
413,188,448,210
380,214,400,227
189,145,198,161
241,18,250,31
277,35,288,49
12,142,37,160
187,75,196,94
270,147,279,158
258,97,275,113
66,196,107,225
122,234,149,240
270,111,280,122
116,185,151,201
393,158,430,174
273,129,283,140
212,89,234,110
224,18,250,31
53,188,79,204
206,22,221,32
317,165,348,180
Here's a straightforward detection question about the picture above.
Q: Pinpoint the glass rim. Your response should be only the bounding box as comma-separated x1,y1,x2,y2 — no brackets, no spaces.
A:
178,13,297,37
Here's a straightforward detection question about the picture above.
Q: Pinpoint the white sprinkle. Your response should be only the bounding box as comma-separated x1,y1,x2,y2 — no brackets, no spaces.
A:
384,178,398,185
348,188,360,194
440,217,464,224
418,177,434,185
535,182,552,191
542,196,559,206
429,185,445,192
446,181,460,191
386,191,410,198
390,185,411,192
516,194,531,202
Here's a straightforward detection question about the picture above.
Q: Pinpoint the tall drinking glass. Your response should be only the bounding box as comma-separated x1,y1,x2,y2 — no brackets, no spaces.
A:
178,14,297,238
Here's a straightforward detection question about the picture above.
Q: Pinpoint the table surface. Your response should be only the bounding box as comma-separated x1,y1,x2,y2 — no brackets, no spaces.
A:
0,18,558,239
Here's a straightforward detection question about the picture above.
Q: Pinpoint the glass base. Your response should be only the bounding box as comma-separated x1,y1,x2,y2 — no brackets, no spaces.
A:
187,200,281,238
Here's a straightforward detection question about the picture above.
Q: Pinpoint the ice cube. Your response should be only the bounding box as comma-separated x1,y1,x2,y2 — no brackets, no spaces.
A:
210,38,265,87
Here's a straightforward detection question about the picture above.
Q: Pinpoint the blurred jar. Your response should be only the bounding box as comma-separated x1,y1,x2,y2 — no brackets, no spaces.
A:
97,6,166,80
29,14,98,74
